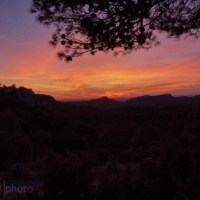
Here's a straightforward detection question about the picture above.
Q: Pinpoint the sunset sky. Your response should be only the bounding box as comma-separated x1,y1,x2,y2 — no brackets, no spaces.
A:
0,1,200,100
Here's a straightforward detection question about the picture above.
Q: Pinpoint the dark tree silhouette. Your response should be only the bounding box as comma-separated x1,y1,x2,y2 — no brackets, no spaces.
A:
30,0,200,62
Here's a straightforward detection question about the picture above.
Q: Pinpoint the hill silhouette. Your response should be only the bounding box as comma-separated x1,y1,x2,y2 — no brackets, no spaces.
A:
0,85,57,105
36,94,57,104
67,94,200,108
70,96,122,108
2,85,199,108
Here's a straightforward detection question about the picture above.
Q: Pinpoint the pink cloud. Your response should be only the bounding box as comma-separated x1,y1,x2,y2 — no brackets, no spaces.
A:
0,31,200,100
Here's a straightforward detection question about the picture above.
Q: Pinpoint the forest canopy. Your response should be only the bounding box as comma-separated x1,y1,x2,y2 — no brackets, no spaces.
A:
30,0,200,62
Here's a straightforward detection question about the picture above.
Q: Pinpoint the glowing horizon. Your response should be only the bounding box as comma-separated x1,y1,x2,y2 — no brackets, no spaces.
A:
0,1,200,100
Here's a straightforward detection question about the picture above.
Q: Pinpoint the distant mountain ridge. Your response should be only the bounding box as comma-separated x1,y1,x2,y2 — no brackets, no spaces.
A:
67,94,200,108
1,85,200,108
70,96,122,108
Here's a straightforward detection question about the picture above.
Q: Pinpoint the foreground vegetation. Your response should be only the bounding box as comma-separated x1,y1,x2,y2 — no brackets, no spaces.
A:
0,86,200,199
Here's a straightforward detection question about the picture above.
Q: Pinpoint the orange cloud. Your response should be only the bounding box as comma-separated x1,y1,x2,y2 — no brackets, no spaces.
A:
0,33,200,100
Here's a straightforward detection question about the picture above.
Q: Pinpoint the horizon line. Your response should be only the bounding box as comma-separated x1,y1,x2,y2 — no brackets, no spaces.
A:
56,93,200,102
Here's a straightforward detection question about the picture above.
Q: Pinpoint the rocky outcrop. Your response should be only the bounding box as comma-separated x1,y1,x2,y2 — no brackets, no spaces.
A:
1,86,56,106
16,89,37,105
